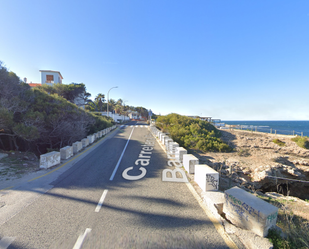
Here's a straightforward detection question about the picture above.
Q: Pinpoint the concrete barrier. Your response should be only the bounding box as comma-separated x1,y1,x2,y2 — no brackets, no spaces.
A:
87,135,95,144
103,129,106,135
183,154,199,174
60,146,73,160
159,133,166,142
223,186,279,237
73,141,83,154
176,147,187,162
81,138,89,148
194,164,219,192
162,135,169,146
165,138,173,150
40,151,61,169
168,142,179,154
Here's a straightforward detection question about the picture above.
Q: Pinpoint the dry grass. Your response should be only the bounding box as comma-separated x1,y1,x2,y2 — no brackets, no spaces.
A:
259,195,309,249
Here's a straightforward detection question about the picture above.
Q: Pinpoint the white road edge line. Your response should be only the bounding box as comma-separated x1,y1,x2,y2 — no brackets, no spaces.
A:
73,228,92,249
95,189,108,212
109,127,135,181
0,237,15,249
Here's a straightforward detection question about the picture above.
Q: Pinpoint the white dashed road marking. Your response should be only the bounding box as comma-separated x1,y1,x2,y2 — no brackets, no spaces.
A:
73,228,92,249
0,237,15,249
95,190,108,212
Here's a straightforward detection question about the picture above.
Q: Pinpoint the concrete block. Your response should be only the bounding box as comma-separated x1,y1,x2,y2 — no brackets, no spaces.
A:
176,147,187,162
165,138,173,150
194,164,219,191
40,151,61,169
81,138,89,148
102,129,106,135
168,142,179,154
73,141,83,154
87,135,95,144
202,191,225,215
223,186,279,237
159,133,165,142
60,146,73,160
183,154,199,174
162,136,169,146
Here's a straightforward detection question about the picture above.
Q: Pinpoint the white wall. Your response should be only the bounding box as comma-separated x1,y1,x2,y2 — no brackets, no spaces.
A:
41,71,62,85
101,112,130,123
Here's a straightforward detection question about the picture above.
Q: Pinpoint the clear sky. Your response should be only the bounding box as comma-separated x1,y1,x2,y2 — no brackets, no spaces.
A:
1,0,308,120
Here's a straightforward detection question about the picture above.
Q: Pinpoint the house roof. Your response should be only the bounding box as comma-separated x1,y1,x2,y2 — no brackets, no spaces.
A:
28,83,42,87
39,70,63,79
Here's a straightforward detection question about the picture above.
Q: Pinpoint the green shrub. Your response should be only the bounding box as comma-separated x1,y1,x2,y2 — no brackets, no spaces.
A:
273,139,286,147
156,113,231,152
291,137,309,149
267,228,290,249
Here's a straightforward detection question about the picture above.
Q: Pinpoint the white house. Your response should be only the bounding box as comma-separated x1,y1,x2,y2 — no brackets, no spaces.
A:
128,111,141,120
39,70,63,85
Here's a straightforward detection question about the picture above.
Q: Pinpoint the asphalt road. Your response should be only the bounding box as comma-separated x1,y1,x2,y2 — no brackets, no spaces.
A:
0,121,231,249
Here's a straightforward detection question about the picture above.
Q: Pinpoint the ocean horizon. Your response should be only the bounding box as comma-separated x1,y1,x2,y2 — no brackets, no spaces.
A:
222,120,309,137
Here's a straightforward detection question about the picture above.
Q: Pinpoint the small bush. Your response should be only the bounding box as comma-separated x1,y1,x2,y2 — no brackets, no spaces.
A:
273,139,286,147
291,137,309,149
267,228,290,249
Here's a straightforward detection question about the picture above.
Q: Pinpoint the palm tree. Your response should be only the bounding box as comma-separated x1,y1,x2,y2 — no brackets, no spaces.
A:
95,93,105,112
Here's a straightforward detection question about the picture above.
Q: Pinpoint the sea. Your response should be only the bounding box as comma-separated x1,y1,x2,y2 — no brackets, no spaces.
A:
222,120,309,137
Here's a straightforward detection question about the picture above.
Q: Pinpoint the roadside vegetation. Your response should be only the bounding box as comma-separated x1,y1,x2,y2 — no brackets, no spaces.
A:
0,61,152,155
258,195,309,249
156,113,231,152
0,62,113,155
291,136,309,149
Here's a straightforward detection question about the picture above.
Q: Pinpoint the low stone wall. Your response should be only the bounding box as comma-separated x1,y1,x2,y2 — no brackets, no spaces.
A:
183,154,199,174
38,126,117,169
87,135,95,144
194,164,219,191
176,147,187,162
60,146,73,160
40,151,61,169
223,186,278,237
73,141,83,154
81,138,89,148
168,142,179,154
151,124,279,239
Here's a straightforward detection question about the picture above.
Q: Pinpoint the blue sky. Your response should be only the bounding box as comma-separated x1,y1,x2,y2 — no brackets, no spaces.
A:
1,0,308,120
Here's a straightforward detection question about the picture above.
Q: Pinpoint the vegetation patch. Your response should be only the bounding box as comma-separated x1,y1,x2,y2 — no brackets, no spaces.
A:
156,114,231,152
258,195,309,249
291,137,309,149
273,139,286,147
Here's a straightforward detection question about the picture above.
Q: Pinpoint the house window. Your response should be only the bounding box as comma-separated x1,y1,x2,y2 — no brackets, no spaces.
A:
46,75,54,83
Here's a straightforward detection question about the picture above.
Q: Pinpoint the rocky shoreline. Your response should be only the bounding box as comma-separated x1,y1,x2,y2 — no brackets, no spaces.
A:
192,129,309,221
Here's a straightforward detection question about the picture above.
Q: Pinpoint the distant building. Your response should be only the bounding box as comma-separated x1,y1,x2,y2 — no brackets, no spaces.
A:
128,111,141,120
39,70,63,85
187,116,212,122
26,70,85,109
101,112,130,123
